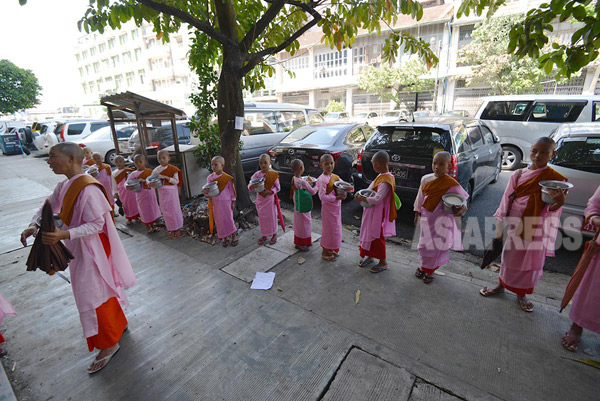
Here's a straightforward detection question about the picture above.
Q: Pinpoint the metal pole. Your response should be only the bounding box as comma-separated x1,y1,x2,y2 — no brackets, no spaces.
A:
132,102,146,159
107,107,120,156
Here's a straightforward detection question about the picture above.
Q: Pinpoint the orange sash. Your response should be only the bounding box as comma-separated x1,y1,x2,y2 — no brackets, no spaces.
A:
514,167,567,240
83,159,94,166
264,170,279,191
422,175,460,213
58,175,113,226
372,173,397,222
325,174,340,194
114,168,133,185
208,173,236,235
96,163,112,175
160,164,183,187
137,168,153,190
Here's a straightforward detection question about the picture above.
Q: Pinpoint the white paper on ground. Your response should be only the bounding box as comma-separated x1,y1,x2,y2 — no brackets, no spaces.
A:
235,116,244,130
250,272,275,290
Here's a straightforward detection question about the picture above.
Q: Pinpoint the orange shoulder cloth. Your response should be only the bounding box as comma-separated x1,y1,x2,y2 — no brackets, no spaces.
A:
83,159,95,166
325,174,341,194
422,175,460,213
161,164,183,187
97,163,112,175
514,167,567,240
115,168,133,185
264,170,279,191
372,173,397,222
58,175,112,226
215,172,236,196
137,168,154,189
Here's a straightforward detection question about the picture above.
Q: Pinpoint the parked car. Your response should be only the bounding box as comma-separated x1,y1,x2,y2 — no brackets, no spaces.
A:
443,110,470,117
70,124,136,165
268,123,373,186
376,110,409,125
55,119,110,142
353,118,502,203
128,121,192,156
474,95,600,170
352,112,379,126
413,110,439,118
548,123,600,238
324,112,350,122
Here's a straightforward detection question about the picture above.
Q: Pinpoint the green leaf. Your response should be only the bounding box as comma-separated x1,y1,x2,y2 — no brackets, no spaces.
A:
572,5,586,20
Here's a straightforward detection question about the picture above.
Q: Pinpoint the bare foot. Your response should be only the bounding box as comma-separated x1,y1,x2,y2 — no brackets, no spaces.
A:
518,295,534,312
87,343,120,374
480,283,505,297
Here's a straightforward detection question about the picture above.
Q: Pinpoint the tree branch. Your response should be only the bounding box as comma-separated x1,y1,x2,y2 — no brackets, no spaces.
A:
240,0,287,53
136,0,235,47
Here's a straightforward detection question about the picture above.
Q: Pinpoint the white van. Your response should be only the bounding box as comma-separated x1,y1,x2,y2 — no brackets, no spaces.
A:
473,95,600,170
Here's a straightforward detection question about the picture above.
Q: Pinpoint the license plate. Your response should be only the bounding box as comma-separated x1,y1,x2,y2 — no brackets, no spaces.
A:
581,220,598,233
391,166,408,179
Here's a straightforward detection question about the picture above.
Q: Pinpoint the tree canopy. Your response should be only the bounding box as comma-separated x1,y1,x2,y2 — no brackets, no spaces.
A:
358,59,433,103
0,59,42,114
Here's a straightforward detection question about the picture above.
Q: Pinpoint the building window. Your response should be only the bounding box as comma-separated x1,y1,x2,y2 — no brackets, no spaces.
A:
105,76,113,89
85,65,90,75
115,74,123,89
119,33,128,45
82,83,87,94
145,38,155,49
138,69,145,84
102,58,110,69
108,38,115,49
98,43,106,53
75,53,80,62
353,47,366,65
122,51,132,64
90,47,96,57
134,48,142,61
78,67,84,77
313,50,348,79
111,55,120,67
131,29,139,40
82,50,88,59
96,78,103,92
88,81,95,93
176,37,183,46
126,72,135,86
458,24,475,49
282,54,309,72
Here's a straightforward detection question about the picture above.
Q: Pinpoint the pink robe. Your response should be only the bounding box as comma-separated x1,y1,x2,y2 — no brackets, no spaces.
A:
129,169,162,225
569,185,600,333
414,173,469,269
115,169,139,220
494,166,564,294
32,174,136,338
360,173,396,251
317,174,342,251
292,176,318,244
249,171,280,237
153,165,183,232
95,167,115,206
208,172,237,239
0,292,16,326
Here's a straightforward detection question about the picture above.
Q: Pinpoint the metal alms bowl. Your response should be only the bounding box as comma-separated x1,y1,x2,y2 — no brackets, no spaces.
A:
357,189,376,208
302,175,316,187
539,180,573,204
250,177,266,193
86,167,99,177
146,175,163,189
334,180,354,195
202,181,220,197
125,179,142,193
442,193,466,215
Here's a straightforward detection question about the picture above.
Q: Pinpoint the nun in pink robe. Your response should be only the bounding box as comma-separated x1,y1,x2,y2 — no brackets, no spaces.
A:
317,174,343,252
95,166,115,206
0,292,16,345
414,173,469,273
114,168,139,220
152,165,183,232
128,169,162,226
569,185,600,334
494,166,563,295
207,172,237,239
292,176,318,246
360,173,396,256
249,171,280,237
31,174,136,342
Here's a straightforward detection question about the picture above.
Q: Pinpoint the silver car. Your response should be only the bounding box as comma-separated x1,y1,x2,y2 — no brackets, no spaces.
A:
549,123,600,238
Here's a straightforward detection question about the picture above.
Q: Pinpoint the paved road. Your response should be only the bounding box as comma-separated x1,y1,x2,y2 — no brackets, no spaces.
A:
279,170,585,275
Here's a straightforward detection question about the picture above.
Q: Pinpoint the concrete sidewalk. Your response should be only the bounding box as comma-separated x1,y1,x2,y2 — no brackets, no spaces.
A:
0,153,598,400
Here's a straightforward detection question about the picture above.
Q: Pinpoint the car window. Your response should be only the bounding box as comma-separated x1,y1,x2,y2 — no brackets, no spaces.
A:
369,113,378,118
481,126,495,144
528,101,586,123
594,102,600,122
367,127,452,157
453,126,471,153
277,111,305,132
346,127,366,144
362,126,374,140
308,110,324,124
40,125,49,134
551,137,600,174
91,122,109,132
67,123,86,135
480,101,533,121
467,126,484,148
54,123,64,135
281,126,341,145
242,111,277,135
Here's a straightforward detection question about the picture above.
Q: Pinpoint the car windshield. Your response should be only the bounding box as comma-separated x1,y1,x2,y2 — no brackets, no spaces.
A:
281,126,341,145
84,127,112,141
325,113,340,119
384,112,399,117
551,137,600,174
355,113,368,118
367,127,452,157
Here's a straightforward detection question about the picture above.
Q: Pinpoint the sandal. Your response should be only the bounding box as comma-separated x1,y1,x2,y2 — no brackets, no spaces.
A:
415,268,425,279
561,332,580,352
87,345,120,374
479,286,505,297
518,297,534,312
322,254,336,262
0,348,6,358
370,265,388,273
269,235,277,245
231,238,238,247
222,238,230,247
298,246,309,252
423,274,434,284
258,236,267,245
359,258,375,268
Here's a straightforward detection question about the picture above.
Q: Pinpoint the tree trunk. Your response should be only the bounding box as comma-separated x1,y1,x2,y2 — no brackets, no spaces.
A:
217,47,253,210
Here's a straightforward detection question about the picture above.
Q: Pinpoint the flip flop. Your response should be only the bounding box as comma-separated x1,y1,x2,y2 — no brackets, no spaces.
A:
231,238,239,247
222,238,230,247
518,298,534,312
479,286,505,297
423,274,434,284
87,345,120,374
415,268,425,278
269,236,277,245
370,265,388,273
358,258,375,268
561,332,580,352
258,236,267,245
322,254,336,262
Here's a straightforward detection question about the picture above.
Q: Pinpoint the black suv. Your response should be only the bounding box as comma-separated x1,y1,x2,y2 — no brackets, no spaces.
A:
353,118,502,203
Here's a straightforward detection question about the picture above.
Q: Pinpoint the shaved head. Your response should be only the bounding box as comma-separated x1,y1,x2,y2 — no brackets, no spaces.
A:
157,149,170,157
320,154,334,164
372,150,389,165
433,151,451,163
259,153,271,162
291,158,304,172
533,136,556,149
53,143,84,163
211,155,224,164
134,153,146,162
114,155,125,163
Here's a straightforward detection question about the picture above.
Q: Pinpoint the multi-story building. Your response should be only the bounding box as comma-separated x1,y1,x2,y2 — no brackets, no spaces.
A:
74,21,197,117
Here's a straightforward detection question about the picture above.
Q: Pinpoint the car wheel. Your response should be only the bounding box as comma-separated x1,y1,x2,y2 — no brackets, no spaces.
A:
501,146,521,171
491,157,501,183
105,150,116,166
